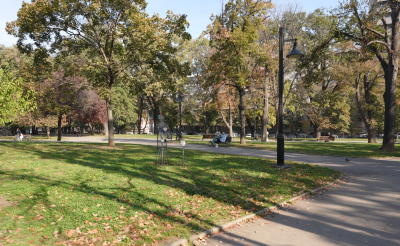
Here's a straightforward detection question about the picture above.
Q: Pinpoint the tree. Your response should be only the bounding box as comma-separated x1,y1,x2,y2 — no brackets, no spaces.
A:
207,0,272,144
334,0,399,150
295,9,352,138
216,86,237,137
0,66,34,125
16,113,66,139
39,70,83,141
336,49,385,143
258,3,305,140
74,89,107,133
175,38,219,135
7,0,190,147
111,86,137,133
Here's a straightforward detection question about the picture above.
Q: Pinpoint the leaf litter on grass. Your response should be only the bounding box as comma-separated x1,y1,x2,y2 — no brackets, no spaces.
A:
0,142,340,245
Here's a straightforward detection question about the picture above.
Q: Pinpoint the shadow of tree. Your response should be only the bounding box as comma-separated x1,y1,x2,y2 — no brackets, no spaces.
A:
0,142,340,244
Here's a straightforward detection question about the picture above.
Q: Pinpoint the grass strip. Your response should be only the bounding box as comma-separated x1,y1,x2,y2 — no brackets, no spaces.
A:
0,142,339,245
184,140,400,158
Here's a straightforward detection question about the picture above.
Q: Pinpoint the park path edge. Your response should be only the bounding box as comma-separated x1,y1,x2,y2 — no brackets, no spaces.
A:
166,174,345,246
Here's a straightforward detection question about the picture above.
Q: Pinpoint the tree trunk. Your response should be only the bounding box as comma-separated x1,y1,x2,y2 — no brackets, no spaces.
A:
355,73,377,144
377,4,400,150
275,108,279,136
380,65,397,150
153,104,159,135
220,98,234,137
246,116,254,137
203,114,210,134
57,115,62,142
32,125,38,135
137,97,144,134
313,124,320,139
103,122,108,136
148,97,159,135
262,82,269,142
238,88,246,144
228,100,233,137
106,99,115,147
46,127,50,139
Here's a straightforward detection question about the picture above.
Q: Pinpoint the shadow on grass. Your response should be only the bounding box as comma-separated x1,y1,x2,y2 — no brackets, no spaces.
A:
0,142,339,244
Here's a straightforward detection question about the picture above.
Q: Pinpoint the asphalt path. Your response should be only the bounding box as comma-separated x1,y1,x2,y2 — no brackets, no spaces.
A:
44,137,400,245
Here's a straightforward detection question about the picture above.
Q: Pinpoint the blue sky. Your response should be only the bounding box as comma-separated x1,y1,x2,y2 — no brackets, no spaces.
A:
0,0,337,47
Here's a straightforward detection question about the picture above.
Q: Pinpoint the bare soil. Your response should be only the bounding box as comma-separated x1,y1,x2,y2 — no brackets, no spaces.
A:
0,196,12,211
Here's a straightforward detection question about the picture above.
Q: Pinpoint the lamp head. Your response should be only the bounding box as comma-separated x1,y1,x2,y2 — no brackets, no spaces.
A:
176,93,184,102
286,39,304,59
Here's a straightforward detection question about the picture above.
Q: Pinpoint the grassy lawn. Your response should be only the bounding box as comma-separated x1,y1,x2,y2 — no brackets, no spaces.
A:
0,142,340,245
185,140,400,158
0,136,68,141
91,134,205,141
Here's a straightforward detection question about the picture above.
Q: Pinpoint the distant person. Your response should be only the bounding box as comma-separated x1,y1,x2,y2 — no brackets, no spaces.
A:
16,128,22,141
211,132,226,147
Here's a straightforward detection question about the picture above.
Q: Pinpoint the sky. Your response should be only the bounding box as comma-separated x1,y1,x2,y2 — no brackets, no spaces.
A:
0,0,338,47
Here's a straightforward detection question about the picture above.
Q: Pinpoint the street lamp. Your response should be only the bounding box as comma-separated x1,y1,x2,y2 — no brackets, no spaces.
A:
273,27,304,169
177,92,184,140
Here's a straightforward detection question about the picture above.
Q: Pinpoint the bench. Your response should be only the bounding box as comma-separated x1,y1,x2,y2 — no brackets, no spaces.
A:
218,137,232,147
23,134,32,141
318,136,335,142
210,137,232,147
13,134,31,141
202,134,215,141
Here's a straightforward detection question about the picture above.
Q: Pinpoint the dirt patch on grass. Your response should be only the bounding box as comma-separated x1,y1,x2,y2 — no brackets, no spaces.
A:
82,145,123,150
0,196,12,211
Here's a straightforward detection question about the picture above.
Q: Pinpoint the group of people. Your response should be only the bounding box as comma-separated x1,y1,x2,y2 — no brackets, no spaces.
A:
210,131,227,147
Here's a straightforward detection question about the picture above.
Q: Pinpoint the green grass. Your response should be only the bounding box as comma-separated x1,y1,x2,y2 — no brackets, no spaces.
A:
0,136,68,141
0,142,340,245
185,140,400,158
87,133,205,141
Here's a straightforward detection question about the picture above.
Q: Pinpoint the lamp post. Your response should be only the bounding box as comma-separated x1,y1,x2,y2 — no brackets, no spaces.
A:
177,93,184,140
273,27,304,169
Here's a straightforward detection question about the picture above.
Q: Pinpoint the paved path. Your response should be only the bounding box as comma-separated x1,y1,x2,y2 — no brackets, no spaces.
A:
60,137,400,245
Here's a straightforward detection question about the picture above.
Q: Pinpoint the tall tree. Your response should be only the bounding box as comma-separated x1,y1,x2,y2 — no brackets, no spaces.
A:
7,0,189,147
207,0,272,144
334,0,399,150
336,48,385,143
0,66,35,125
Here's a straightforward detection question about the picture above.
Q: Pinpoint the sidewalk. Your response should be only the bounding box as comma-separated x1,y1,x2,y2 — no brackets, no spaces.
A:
62,137,400,245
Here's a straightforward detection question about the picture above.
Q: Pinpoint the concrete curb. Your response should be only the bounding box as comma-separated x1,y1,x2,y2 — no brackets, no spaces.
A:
167,174,345,246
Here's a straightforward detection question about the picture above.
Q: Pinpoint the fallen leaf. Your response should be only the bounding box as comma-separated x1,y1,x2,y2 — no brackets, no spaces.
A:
49,205,56,208
88,229,98,234
83,207,88,212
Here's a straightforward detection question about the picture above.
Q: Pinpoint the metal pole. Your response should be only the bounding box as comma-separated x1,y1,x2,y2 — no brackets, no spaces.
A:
179,101,182,140
274,27,289,168
182,146,185,167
